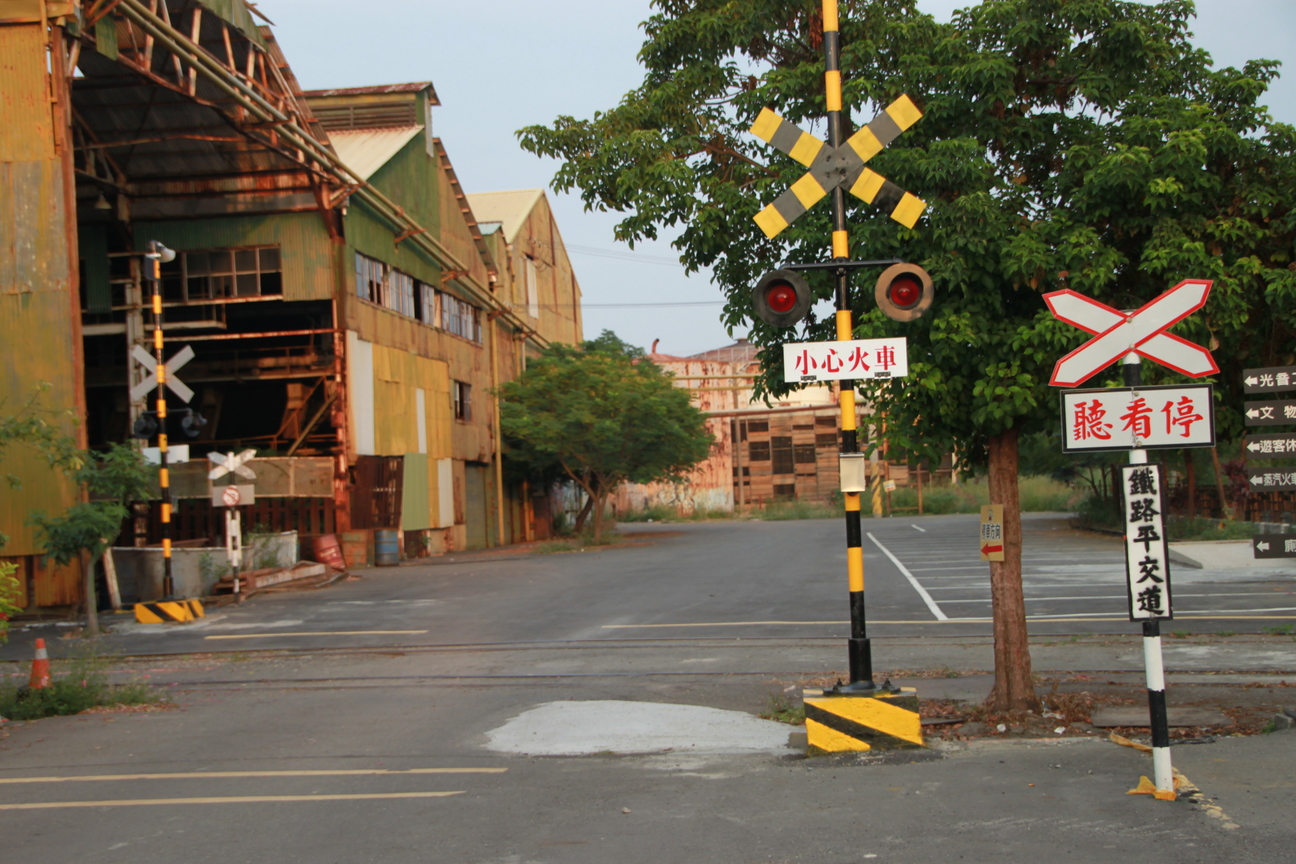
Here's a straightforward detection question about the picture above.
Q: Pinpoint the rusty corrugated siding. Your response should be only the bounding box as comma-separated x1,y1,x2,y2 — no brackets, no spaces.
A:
0,22,53,163
0,23,82,559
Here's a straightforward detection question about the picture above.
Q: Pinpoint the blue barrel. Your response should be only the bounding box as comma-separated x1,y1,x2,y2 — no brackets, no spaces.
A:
374,529,400,566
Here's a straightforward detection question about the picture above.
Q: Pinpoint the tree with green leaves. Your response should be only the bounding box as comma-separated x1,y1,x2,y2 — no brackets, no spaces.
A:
499,331,713,542
0,384,82,642
519,0,1296,710
29,444,153,636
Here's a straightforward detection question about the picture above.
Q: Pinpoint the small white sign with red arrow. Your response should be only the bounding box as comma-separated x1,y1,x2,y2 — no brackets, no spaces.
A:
979,505,1005,562
1045,280,1218,387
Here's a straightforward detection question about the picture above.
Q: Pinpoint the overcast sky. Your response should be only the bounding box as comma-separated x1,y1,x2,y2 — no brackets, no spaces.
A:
264,1,1296,358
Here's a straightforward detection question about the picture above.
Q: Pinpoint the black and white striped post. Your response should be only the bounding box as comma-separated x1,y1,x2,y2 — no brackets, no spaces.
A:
1122,352,1174,799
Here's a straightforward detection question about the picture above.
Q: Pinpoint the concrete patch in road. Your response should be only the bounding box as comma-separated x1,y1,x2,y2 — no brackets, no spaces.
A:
484,700,794,757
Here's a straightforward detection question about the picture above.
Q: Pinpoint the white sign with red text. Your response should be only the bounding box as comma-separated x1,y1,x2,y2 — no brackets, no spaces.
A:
1061,385,1215,452
783,337,908,384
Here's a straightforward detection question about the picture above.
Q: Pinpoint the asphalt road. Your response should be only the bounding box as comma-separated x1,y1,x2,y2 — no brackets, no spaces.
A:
7,512,1288,660
2,515,1294,863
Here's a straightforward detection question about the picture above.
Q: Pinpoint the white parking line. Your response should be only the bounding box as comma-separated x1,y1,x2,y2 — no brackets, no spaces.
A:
911,524,927,533
867,532,947,621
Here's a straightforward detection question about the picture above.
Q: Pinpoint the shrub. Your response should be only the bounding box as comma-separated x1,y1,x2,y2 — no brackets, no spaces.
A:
0,643,164,721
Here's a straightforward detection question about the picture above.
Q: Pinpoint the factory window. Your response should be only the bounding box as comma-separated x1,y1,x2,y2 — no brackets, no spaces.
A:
387,269,416,318
355,253,386,305
166,246,282,301
442,292,482,343
453,380,471,421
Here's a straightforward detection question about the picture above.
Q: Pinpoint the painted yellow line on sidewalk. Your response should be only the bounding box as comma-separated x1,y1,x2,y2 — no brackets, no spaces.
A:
0,768,505,785
0,792,464,810
204,630,429,640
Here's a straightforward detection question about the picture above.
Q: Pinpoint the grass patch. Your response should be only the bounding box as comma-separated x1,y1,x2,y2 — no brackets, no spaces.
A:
1165,516,1261,541
619,504,730,523
759,692,805,725
885,476,1083,516
0,643,165,721
758,500,840,521
535,532,624,554
1264,624,1295,636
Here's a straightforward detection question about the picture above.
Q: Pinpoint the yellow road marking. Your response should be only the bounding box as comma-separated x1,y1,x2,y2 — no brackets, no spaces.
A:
0,768,506,785
0,792,463,810
204,630,429,640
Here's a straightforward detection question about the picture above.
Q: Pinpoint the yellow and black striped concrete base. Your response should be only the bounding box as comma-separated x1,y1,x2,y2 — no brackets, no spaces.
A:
134,599,205,624
803,687,923,752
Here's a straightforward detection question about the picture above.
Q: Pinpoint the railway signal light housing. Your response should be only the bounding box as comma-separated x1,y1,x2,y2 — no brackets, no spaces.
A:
752,269,813,328
875,262,933,322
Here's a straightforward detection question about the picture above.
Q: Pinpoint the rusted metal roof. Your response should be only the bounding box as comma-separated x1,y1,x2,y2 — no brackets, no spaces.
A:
464,189,545,243
688,338,759,364
328,126,424,180
302,82,439,104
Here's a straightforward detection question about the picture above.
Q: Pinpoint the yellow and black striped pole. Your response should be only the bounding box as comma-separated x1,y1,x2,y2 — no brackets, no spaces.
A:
145,241,174,598
822,0,874,692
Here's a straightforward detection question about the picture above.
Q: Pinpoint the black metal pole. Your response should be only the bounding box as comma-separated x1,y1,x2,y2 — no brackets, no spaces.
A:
821,1,874,692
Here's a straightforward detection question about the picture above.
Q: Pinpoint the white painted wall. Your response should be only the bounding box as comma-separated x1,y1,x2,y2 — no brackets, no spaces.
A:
415,387,428,454
436,457,454,528
346,331,375,456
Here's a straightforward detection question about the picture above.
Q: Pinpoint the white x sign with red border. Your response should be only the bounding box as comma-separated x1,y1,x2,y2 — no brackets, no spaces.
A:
1045,280,1219,387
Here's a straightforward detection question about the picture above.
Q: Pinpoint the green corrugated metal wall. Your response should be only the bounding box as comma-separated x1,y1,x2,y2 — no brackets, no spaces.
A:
401,453,430,531
133,211,336,302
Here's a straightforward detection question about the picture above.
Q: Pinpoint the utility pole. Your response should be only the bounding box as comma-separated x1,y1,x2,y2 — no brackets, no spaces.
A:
144,240,175,598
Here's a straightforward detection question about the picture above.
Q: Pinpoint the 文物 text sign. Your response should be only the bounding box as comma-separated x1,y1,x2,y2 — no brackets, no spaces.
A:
783,337,908,384
1061,385,1214,453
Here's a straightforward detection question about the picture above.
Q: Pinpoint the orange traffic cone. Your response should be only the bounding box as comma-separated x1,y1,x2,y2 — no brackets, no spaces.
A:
28,638,50,689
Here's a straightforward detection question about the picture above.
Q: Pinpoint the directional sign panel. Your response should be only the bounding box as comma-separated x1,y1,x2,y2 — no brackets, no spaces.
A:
1244,400,1296,426
1243,366,1296,394
783,337,908,383
1245,468,1296,492
1244,433,1296,458
130,344,195,403
1061,385,1214,452
1253,535,1296,559
1045,281,1217,387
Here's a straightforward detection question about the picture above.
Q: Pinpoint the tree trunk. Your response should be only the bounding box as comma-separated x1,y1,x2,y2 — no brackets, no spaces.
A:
81,549,99,637
573,494,594,534
590,489,608,543
1209,446,1232,520
985,426,1039,713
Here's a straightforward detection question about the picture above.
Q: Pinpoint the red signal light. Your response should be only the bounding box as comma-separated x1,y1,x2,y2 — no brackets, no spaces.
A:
874,263,934,322
888,275,922,309
752,269,812,328
765,282,799,314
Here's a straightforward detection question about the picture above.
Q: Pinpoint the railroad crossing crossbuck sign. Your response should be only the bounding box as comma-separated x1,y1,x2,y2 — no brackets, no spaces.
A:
208,449,257,482
750,95,927,238
130,344,195,403
1045,280,1219,387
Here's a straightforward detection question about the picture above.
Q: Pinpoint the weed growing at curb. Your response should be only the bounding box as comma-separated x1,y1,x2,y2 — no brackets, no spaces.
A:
0,641,166,721
759,692,806,725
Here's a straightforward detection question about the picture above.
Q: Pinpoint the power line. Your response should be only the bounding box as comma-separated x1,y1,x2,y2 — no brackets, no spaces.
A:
564,243,691,268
